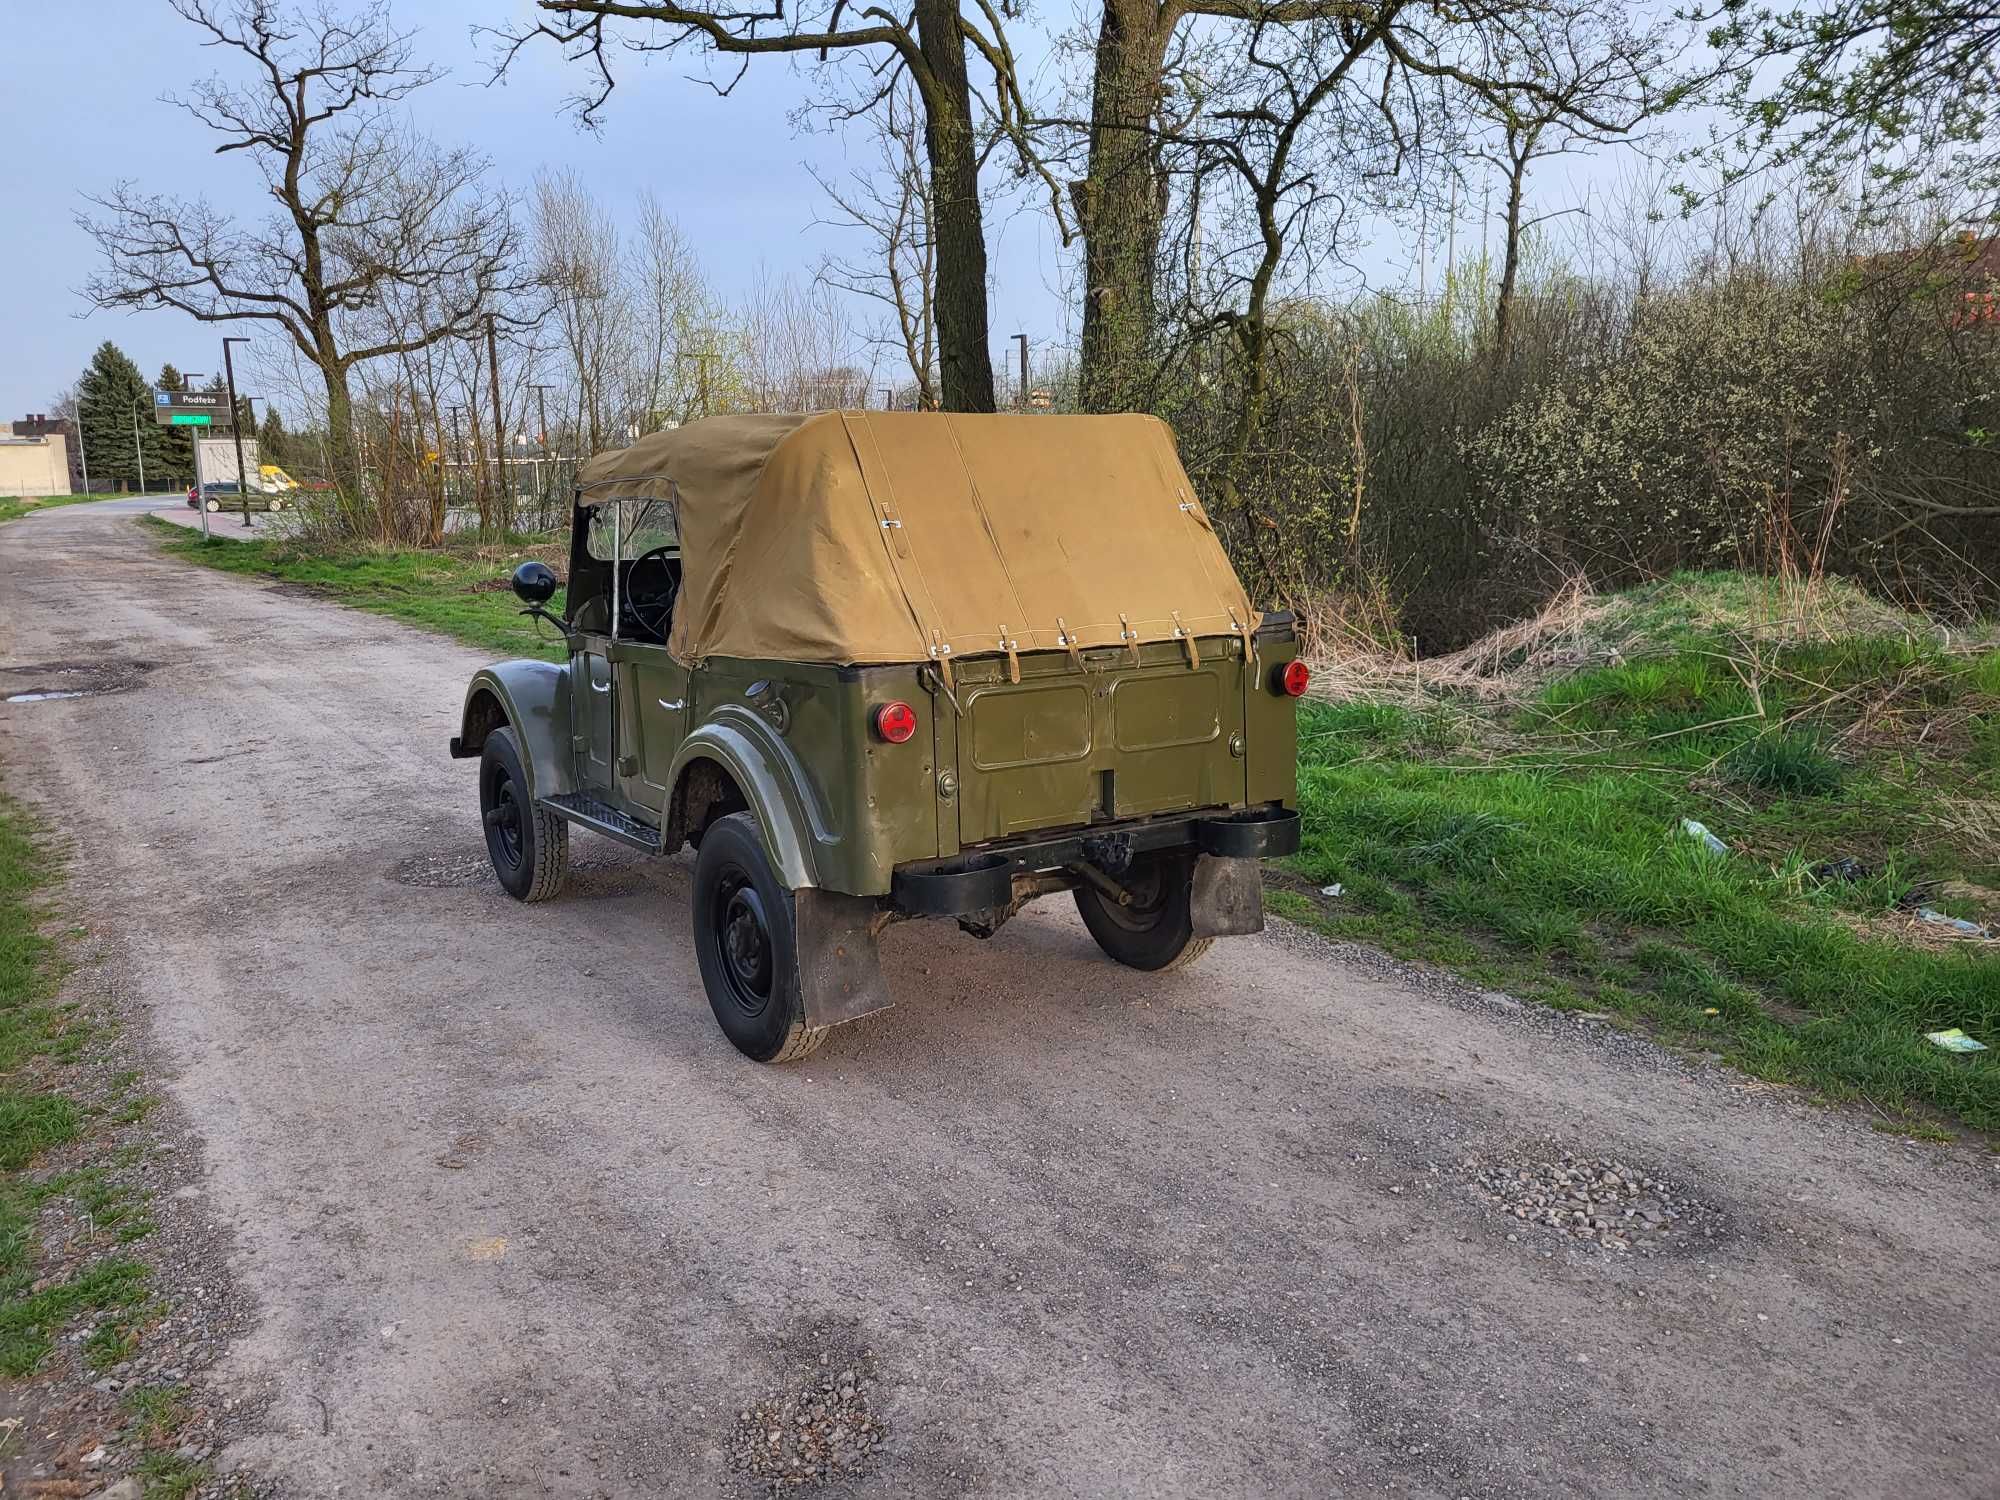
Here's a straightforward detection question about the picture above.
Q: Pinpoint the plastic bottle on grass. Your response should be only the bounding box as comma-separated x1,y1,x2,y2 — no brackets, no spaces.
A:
1679,819,1729,857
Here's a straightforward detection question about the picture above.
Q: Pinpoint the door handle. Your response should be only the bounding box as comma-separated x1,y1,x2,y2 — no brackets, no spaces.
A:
658,698,685,711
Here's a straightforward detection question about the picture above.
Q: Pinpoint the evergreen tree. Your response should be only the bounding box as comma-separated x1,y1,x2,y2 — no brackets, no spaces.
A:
74,341,151,492
152,364,194,487
257,405,288,469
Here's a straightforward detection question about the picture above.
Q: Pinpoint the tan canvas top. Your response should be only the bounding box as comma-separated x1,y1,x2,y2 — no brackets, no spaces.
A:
574,411,1258,669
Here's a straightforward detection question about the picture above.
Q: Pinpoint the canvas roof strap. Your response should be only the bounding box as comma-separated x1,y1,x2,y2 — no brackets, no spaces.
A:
999,626,1021,684
1171,610,1201,669
1226,606,1254,664
1119,613,1141,667
929,627,955,691
1056,616,1084,671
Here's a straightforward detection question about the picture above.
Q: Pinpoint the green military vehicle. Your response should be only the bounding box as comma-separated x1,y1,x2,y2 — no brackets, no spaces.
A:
451,412,1306,1062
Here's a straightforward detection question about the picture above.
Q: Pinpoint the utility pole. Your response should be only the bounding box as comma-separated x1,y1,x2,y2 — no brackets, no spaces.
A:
1446,177,1458,308
528,383,555,512
1012,334,1029,410
447,404,466,512
486,315,509,532
222,337,253,526
529,384,554,452
129,398,146,495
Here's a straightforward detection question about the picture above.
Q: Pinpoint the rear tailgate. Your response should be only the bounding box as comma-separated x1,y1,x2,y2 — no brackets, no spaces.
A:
947,637,1248,846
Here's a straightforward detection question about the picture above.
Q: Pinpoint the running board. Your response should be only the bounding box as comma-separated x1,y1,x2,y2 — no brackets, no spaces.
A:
541,792,662,853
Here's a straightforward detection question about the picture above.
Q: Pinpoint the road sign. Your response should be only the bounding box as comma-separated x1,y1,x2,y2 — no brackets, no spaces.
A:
153,390,231,427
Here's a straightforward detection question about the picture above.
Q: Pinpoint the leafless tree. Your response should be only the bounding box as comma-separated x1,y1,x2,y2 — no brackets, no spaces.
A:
733,273,880,412
813,83,940,411
533,168,634,453
78,0,527,505
629,192,712,432
493,0,1065,414
1069,0,1685,410
1470,4,1664,354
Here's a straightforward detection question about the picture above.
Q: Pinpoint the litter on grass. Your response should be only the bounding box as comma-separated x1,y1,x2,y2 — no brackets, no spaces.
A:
1320,883,1345,898
1680,819,1730,856
1926,1028,1988,1054
1916,908,1991,938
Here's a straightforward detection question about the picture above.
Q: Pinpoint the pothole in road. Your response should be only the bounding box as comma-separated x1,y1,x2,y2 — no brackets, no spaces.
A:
0,659,156,704
728,1327,888,1492
1465,1147,1729,1256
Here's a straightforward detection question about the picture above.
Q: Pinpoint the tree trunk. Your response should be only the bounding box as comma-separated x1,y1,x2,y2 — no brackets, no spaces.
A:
914,0,996,413
1495,148,1530,357
1078,0,1169,413
320,361,364,517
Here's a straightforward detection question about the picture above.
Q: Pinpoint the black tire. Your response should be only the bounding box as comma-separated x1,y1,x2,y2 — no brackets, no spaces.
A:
1074,851,1213,972
479,727,569,903
692,812,827,1063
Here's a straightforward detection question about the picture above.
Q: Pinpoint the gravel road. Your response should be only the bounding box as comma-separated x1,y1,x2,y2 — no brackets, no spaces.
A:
2,499,1996,1499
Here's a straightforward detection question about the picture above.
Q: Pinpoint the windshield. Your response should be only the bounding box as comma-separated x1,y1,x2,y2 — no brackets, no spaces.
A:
587,495,680,560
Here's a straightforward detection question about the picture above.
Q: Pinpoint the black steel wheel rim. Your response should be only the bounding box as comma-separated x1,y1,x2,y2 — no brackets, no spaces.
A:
712,868,774,1018
485,767,524,868
1096,860,1168,933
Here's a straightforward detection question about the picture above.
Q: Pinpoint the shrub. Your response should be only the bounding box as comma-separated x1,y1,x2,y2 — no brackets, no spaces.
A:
1726,730,1845,796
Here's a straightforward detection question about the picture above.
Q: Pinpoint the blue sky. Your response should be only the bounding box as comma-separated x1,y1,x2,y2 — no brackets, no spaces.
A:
1,0,1080,419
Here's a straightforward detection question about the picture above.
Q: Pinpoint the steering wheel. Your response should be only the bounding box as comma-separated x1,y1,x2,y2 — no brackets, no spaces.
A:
625,544,680,641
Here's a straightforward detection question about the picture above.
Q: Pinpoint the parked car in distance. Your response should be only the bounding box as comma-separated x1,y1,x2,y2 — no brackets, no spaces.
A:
185,480,286,514
451,412,1304,1064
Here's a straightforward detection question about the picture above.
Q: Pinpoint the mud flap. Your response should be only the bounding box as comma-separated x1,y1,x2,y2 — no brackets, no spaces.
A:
1189,854,1265,938
793,888,894,1028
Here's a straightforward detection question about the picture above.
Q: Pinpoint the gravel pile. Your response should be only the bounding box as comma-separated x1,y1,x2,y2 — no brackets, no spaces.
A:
1468,1150,1719,1253
729,1354,886,1491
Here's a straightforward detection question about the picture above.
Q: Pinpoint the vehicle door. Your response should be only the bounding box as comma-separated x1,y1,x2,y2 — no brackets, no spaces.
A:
604,495,689,813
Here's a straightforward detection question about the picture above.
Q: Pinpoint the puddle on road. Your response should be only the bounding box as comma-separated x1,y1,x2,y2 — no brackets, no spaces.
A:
0,658,157,705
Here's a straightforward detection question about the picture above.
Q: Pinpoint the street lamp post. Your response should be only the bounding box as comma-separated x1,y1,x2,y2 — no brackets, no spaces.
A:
167,374,211,538
221,337,254,527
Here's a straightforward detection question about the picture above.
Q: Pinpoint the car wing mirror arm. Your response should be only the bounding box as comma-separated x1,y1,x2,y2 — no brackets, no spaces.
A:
520,604,578,651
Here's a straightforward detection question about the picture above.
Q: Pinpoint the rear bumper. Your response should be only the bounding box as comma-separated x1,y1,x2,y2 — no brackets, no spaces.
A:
890,804,1299,916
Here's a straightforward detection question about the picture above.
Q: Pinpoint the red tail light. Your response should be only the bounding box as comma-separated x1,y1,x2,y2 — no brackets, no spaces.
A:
1274,660,1310,697
872,700,918,743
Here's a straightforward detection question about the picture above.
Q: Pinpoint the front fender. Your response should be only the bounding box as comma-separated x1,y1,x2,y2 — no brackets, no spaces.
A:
452,660,575,801
670,706,834,890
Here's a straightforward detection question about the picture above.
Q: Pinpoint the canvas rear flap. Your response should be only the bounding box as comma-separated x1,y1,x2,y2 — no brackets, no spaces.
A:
574,411,1257,669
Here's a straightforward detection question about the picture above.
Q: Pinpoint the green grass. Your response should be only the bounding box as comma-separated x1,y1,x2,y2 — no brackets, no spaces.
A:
0,492,128,525
141,515,568,660
0,798,153,1376
137,1450,212,1499
1290,589,2000,1136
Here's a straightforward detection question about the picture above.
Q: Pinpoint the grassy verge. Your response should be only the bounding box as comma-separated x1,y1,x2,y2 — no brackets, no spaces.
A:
140,515,568,661
0,492,130,526
0,798,152,1377
1288,572,2000,1136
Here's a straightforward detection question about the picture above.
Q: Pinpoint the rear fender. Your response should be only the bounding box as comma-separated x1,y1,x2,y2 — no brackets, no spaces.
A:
451,661,575,801
670,706,828,890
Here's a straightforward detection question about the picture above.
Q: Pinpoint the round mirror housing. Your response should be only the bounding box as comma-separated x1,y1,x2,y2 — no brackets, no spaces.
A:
512,561,558,605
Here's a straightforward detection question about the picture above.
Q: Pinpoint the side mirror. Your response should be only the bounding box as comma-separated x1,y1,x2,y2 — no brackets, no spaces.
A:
512,561,558,605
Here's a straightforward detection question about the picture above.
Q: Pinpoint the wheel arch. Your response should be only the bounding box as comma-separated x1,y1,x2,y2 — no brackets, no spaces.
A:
452,660,575,801
668,715,820,889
